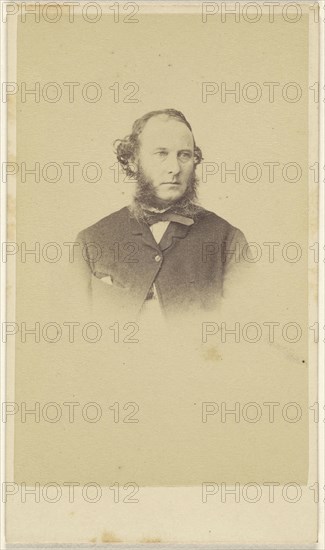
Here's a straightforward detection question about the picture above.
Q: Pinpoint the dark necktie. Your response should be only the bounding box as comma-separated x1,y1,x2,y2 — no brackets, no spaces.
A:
144,211,194,226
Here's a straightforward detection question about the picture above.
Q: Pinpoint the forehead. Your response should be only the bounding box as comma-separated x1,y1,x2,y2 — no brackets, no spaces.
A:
139,116,194,150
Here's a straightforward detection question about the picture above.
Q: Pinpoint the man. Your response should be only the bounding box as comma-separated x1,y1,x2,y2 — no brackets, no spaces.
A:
75,109,250,318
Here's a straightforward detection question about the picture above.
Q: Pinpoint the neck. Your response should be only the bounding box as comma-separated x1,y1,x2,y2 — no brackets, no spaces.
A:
129,196,203,223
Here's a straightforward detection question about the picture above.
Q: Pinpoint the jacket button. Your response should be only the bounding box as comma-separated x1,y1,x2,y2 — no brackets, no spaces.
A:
154,254,161,262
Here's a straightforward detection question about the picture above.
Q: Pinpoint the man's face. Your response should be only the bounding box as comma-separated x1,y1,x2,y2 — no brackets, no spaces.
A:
135,116,196,206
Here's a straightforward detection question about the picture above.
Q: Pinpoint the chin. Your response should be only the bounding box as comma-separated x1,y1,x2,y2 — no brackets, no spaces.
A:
158,192,184,203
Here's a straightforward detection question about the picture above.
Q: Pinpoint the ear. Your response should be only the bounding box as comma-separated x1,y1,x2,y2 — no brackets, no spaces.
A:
128,155,139,174
194,145,203,165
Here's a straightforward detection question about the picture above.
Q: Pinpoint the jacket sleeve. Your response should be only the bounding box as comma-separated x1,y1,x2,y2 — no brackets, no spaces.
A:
71,230,137,320
222,227,253,300
67,231,93,318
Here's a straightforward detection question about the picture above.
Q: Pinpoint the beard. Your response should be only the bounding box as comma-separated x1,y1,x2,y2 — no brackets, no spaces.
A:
133,163,200,213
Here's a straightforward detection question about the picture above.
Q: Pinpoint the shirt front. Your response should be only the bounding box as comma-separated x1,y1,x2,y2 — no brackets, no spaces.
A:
150,221,170,244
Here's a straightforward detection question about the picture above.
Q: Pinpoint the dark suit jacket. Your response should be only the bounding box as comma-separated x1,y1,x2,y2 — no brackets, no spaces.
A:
74,206,249,317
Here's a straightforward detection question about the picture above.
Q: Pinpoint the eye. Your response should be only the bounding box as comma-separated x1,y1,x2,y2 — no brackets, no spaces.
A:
178,151,193,162
155,150,168,158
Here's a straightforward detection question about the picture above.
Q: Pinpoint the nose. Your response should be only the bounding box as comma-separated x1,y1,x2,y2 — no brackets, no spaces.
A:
166,153,181,177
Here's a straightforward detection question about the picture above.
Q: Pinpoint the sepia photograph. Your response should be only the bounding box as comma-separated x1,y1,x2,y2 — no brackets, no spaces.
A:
75,107,252,317
1,1,323,547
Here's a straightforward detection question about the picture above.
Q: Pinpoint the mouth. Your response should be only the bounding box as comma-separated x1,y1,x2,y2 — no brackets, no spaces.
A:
161,181,181,185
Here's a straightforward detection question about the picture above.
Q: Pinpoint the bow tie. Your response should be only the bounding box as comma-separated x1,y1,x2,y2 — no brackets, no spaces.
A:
144,211,194,226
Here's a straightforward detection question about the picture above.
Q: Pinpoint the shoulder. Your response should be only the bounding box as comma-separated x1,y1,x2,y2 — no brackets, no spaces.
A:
77,207,130,243
195,208,241,236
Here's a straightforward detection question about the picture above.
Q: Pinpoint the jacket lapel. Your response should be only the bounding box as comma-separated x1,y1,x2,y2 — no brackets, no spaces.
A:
159,222,192,251
129,213,160,250
128,208,193,252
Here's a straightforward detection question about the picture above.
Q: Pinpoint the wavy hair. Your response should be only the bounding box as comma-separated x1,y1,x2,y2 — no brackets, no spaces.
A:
114,109,203,178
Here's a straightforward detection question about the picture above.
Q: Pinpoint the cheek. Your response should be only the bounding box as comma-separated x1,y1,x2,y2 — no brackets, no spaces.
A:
140,156,160,175
138,152,152,170
181,163,195,178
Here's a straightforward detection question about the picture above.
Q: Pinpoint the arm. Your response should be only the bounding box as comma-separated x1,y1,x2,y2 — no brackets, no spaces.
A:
222,227,253,299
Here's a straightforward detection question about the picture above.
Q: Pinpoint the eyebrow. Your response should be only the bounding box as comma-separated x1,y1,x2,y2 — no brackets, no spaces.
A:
152,147,193,152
